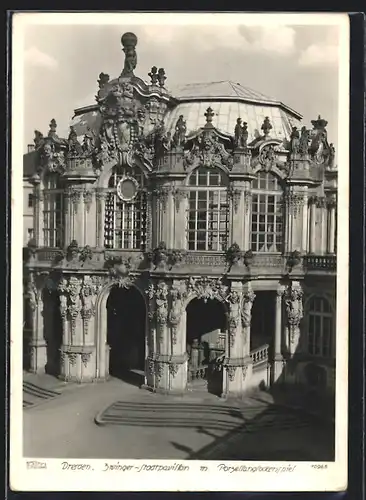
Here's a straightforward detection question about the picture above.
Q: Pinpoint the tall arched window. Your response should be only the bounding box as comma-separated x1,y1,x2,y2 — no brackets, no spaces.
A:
104,165,147,250
43,173,64,247
187,167,229,251
251,171,283,253
308,296,333,357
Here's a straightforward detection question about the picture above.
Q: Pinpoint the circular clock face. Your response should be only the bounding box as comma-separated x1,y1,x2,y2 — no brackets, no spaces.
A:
117,176,139,202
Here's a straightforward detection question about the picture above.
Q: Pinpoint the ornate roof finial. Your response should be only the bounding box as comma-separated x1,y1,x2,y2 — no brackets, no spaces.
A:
261,116,272,138
121,32,138,77
158,68,166,88
311,114,328,130
48,119,58,138
148,66,159,85
204,107,215,126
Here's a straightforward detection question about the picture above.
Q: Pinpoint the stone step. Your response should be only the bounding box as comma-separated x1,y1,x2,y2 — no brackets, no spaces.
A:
23,381,61,409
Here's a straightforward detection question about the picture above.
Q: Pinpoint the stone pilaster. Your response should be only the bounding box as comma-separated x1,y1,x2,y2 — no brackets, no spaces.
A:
154,184,174,247
327,194,337,254
95,189,107,248
32,179,44,247
285,187,306,252
309,197,316,253
173,187,189,249
144,280,171,392
57,275,100,382
273,285,285,383
222,282,255,396
27,273,47,373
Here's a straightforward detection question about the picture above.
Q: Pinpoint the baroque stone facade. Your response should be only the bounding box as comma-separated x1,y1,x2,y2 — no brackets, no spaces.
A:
23,32,337,396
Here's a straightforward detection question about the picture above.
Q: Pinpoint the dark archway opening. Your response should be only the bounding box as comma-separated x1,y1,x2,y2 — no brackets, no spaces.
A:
43,290,63,377
186,298,227,395
107,286,146,387
250,291,275,354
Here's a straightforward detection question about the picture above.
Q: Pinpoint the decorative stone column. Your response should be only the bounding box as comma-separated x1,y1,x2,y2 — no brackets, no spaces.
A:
316,196,327,255
222,282,255,396
154,185,174,247
27,273,47,373
228,182,244,249
83,189,95,247
284,281,304,356
273,285,285,383
285,187,305,252
301,191,308,253
243,187,252,250
69,186,85,244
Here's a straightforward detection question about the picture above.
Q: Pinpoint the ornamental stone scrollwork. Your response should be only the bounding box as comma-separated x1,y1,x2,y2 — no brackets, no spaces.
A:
285,189,305,218
34,120,67,175
146,281,169,341
226,290,241,348
284,283,303,344
169,363,179,378
174,188,189,213
153,186,172,213
228,185,241,214
69,187,83,214
258,144,277,172
80,275,98,336
187,276,228,304
81,352,92,368
243,190,252,214
58,276,83,337
226,365,237,382
169,282,188,345
326,194,337,208
83,190,93,213
68,352,78,366
241,364,248,380
183,108,234,171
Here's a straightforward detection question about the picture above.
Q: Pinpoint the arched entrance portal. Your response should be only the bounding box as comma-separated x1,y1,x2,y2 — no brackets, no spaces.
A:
107,286,146,386
186,298,227,395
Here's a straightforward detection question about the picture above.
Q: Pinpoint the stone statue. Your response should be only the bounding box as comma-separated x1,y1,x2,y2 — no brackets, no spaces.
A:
173,115,187,147
290,126,300,154
299,126,310,156
234,118,242,147
121,32,138,77
328,143,336,168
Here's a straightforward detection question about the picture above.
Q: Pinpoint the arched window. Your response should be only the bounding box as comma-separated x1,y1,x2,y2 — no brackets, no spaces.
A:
104,165,147,250
43,173,64,247
187,167,229,251
251,171,283,253
308,296,333,357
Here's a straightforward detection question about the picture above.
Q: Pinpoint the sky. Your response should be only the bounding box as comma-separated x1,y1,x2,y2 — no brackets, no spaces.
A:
20,16,343,152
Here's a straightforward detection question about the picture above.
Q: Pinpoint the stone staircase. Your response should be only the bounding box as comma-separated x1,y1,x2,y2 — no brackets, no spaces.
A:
23,381,61,408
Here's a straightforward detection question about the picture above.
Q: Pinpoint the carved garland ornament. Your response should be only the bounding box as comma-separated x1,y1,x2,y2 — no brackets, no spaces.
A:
187,276,228,304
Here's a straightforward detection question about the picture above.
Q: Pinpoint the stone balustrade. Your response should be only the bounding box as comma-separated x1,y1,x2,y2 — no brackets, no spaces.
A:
250,344,269,366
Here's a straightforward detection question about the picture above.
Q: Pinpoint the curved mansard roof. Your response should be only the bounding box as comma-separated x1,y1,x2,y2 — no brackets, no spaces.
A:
70,79,302,145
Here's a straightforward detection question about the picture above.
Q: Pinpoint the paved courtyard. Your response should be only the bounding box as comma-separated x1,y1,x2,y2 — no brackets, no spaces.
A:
23,376,335,461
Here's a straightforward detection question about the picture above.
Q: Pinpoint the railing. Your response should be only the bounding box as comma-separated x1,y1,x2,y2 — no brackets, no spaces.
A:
304,255,336,271
250,344,269,366
187,341,225,384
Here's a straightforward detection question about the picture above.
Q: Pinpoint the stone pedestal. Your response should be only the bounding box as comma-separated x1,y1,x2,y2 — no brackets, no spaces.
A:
29,341,48,374
59,345,96,382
